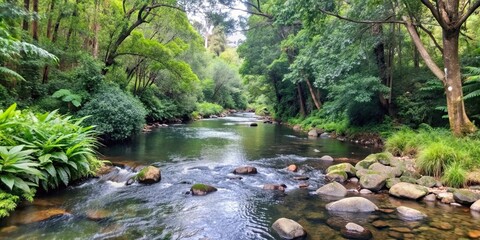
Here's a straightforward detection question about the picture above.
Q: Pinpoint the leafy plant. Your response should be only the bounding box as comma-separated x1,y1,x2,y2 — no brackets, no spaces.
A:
0,145,42,194
52,89,82,108
442,162,467,188
195,102,224,118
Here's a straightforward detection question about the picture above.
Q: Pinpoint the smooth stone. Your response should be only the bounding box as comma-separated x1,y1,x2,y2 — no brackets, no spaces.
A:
386,178,401,189
327,163,356,177
315,182,347,197
438,192,455,204
293,176,309,180
349,177,359,183
86,209,111,221
359,173,388,191
325,170,347,182
136,166,161,184
13,209,69,224
0,225,18,233
326,197,378,212
471,199,480,211
308,129,319,137
468,230,480,238
416,176,437,187
190,184,218,196
451,202,462,207
453,189,480,205
369,163,402,177
360,189,372,194
388,231,403,239
391,227,412,233
233,166,257,175
341,222,373,240
371,220,389,228
320,155,334,161
272,218,307,239
299,183,309,188
389,182,428,200
287,164,298,172
397,206,427,220
423,194,437,202
430,221,453,230
326,217,349,230
263,184,287,192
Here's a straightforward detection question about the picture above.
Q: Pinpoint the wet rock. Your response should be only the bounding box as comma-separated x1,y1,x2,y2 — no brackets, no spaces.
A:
401,170,421,179
293,176,309,181
386,178,401,189
360,189,372,194
326,217,349,230
369,163,402,177
95,165,116,176
430,221,453,230
423,194,437,202
86,209,111,221
14,209,69,224
359,173,388,191
470,199,480,211
451,202,462,207
308,129,319,137
399,176,418,184
378,208,395,214
453,189,480,205
416,176,437,187
250,123,258,127
233,166,258,175
287,164,298,172
325,170,347,182
0,225,18,233
227,174,243,180
263,184,287,192
271,218,306,239
389,182,428,200
341,222,373,240
327,163,356,177
336,157,350,161
325,197,378,212
315,182,347,197
371,220,389,228
397,206,427,220
388,230,403,239
438,192,455,204
349,177,359,183
136,166,161,184
293,125,302,131
468,230,480,239
320,155,334,161
391,227,412,233
298,183,309,188
355,159,377,171
190,184,217,196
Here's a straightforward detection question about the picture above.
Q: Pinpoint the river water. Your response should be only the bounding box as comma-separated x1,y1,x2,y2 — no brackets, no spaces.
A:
1,113,479,239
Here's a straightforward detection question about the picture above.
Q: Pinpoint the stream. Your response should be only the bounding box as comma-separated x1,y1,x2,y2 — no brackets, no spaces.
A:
1,113,479,239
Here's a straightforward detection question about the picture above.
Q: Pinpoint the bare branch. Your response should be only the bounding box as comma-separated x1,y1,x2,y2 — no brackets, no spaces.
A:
228,6,273,19
456,0,480,28
417,24,443,53
420,0,448,29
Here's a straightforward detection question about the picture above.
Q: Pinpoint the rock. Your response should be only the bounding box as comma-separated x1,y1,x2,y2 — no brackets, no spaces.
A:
402,170,421,179
372,220,389,228
325,197,378,212
355,159,377,170
359,172,388,191
95,165,116,176
227,174,243,180
388,231,403,239
468,230,480,239
293,125,302,131
315,182,347,197
364,152,394,165
390,227,412,233
0,225,18,234
250,123,258,127
453,189,480,205
271,218,306,239
136,166,161,184
396,206,427,220
287,164,298,172
190,184,217,196
430,221,453,230
451,202,462,207
389,182,428,200
320,132,330,138
308,129,319,137
349,177,359,183
327,163,356,177
386,178,401,189
263,184,287,192
341,222,373,240
438,192,455,204
423,194,437,202
14,209,69,224
325,170,347,182
320,155,334,161
293,176,309,180
368,163,402,177
299,183,309,188
360,189,372,194
233,166,258,175
416,176,437,187
86,209,111,221
470,199,480,211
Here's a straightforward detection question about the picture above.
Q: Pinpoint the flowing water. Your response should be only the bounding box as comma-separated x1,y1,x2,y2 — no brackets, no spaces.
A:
1,113,480,240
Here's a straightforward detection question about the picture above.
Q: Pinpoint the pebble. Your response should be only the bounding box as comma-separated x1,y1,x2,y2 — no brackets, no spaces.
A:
468,230,480,238
391,227,412,233
451,202,462,207
430,221,453,230
371,220,389,228
388,230,403,239
360,189,372,194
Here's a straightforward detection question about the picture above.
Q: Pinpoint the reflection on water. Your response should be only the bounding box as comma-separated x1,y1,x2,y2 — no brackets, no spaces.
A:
2,113,479,239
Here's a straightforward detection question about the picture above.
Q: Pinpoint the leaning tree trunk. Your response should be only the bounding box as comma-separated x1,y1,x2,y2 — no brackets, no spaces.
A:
297,83,306,117
443,29,476,136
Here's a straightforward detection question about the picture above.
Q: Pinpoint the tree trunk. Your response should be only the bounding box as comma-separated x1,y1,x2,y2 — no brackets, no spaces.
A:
297,83,306,117
443,29,476,136
92,1,100,59
303,75,321,110
32,0,38,41
46,0,55,39
23,0,30,31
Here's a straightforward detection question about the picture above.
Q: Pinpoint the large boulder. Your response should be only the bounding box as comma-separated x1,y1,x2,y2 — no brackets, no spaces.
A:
325,170,347,182
272,218,307,239
327,163,356,177
368,163,402,178
416,176,437,188
326,197,378,212
233,166,258,175
355,159,377,171
470,199,480,212
190,184,217,196
396,206,427,220
389,182,428,200
359,173,388,192
453,189,480,205
320,155,334,161
341,222,373,240
386,178,401,189
136,166,161,184
316,182,347,197
364,152,394,165
308,129,319,137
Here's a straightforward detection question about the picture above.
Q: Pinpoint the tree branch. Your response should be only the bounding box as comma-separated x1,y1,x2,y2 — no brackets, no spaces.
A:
318,8,405,24
420,0,448,29
228,7,273,19
417,24,443,53
456,0,480,28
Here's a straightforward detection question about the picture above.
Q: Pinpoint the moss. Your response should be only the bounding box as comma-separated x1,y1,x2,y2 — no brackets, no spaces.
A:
355,159,377,170
136,167,148,180
191,183,210,191
327,163,356,176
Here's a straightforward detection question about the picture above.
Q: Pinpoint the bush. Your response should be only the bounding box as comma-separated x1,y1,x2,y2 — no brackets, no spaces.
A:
442,162,467,188
137,88,176,122
195,102,223,118
78,86,147,141
417,142,458,177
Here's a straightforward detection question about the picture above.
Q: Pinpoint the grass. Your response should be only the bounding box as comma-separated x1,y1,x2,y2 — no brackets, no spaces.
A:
194,102,224,118
385,127,480,187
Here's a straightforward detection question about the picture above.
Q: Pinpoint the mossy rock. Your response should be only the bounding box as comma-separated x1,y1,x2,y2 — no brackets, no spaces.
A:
453,189,480,205
326,170,348,182
399,176,417,184
416,176,437,188
136,166,161,184
327,163,356,177
360,173,388,191
356,169,381,179
369,163,402,178
190,184,217,196
402,170,421,179
355,159,378,171
386,178,401,189
363,152,394,165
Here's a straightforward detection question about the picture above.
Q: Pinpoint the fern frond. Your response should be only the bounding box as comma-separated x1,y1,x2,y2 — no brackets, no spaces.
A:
464,90,480,100
0,66,25,81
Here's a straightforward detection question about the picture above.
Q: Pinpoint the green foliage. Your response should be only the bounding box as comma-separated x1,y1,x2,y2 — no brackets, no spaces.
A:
137,88,176,122
0,191,19,218
195,102,223,118
442,162,467,188
417,142,458,177
52,89,82,108
78,86,147,141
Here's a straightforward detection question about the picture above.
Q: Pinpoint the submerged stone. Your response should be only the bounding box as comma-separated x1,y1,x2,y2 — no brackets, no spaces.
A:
136,166,161,184
272,218,307,239
326,197,378,212
315,182,347,197
233,166,258,175
190,184,217,196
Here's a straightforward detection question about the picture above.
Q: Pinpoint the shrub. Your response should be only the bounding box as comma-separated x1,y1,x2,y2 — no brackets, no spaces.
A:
137,88,176,122
195,102,223,118
78,86,147,141
442,162,467,188
416,142,458,177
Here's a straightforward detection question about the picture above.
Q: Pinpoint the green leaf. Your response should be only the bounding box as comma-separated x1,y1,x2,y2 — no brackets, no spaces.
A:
12,177,31,193
51,152,68,163
0,175,14,190
44,163,56,178
57,167,69,186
